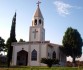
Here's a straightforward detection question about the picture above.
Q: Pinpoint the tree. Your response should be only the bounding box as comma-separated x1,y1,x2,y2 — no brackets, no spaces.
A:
7,12,17,67
62,27,82,66
0,37,5,54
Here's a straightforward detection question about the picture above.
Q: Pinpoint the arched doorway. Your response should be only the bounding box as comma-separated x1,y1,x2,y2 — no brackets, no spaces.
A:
17,50,28,66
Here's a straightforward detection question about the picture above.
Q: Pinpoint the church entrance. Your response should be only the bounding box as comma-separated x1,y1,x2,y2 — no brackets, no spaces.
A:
17,50,28,66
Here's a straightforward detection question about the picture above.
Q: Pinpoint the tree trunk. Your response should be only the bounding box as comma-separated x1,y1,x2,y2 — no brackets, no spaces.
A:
72,56,76,67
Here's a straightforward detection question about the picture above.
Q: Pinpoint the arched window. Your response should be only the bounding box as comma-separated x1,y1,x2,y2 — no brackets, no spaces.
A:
34,19,37,25
52,51,56,59
31,49,37,61
39,19,41,24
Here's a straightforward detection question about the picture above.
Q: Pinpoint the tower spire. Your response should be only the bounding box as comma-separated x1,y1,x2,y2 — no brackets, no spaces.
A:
32,0,44,26
34,0,43,19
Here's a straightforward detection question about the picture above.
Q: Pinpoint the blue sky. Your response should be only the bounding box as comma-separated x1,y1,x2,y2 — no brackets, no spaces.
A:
0,0,83,61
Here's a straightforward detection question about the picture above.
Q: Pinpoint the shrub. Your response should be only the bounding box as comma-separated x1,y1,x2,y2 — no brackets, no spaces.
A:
41,58,59,67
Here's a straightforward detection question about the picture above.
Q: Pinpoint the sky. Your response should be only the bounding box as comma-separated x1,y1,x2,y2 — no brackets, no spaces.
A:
0,0,83,61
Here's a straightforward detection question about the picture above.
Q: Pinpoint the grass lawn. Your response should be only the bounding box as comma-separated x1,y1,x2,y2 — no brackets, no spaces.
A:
0,66,83,70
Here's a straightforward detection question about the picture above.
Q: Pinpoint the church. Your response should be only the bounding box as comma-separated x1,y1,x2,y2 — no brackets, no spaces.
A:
11,1,66,66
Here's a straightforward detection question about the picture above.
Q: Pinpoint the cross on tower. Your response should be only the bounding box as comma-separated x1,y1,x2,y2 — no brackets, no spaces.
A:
36,0,41,7
33,29,38,39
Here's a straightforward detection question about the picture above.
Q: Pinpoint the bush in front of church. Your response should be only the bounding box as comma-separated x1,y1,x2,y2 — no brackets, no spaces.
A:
41,58,59,67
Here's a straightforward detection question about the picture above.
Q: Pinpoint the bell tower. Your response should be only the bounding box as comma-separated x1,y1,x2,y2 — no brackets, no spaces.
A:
29,1,45,41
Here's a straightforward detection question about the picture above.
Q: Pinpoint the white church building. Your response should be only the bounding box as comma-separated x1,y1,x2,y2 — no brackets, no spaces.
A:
11,1,66,66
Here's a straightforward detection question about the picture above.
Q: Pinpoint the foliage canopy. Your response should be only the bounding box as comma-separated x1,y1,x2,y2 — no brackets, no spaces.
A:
62,27,82,64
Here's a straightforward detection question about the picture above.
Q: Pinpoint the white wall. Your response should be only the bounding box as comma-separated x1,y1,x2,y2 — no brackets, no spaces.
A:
12,42,48,66
29,26,45,41
30,44,40,66
12,42,66,66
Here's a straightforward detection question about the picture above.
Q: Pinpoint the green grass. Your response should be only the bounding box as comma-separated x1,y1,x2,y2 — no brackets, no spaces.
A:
0,66,83,70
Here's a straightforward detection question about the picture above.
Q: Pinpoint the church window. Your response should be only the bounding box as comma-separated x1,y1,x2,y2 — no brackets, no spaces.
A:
31,49,37,61
39,19,41,24
34,19,37,25
52,51,56,59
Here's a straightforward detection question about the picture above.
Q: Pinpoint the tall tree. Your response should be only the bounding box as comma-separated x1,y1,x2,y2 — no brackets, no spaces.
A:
62,27,82,66
7,12,17,67
0,37,5,54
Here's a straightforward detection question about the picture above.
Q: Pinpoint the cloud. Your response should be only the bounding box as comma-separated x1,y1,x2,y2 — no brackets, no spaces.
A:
77,54,83,61
54,0,73,16
67,54,83,62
